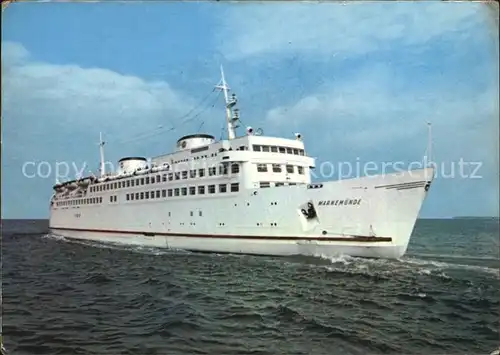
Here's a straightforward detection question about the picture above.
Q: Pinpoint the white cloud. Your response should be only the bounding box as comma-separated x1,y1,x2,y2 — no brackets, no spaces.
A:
1,41,202,152
264,62,498,165
218,2,483,61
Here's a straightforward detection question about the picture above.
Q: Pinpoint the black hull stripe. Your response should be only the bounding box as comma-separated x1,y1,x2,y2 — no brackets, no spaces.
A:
49,227,392,243
375,180,427,189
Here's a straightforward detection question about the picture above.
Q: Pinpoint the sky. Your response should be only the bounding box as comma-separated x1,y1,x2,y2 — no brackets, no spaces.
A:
1,1,499,219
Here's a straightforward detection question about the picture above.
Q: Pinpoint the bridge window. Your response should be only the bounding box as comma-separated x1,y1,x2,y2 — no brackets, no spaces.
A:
262,145,270,152
231,163,240,174
279,147,286,154
253,145,261,152
293,148,299,155
209,167,217,176
298,166,304,174
299,149,305,156
287,148,293,154
257,164,268,172
272,164,282,173
271,146,278,153
286,165,294,173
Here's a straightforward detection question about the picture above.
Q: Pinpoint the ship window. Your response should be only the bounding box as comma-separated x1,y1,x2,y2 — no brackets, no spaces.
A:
208,184,216,194
145,191,150,199
141,178,145,185
289,182,297,186
126,180,130,187
182,171,188,179
162,174,167,182
299,149,305,156
257,164,268,172
286,165,294,173
209,167,217,176
140,192,144,200
168,189,173,197
155,175,160,183
126,194,130,201
261,145,269,152
130,193,135,200
253,145,261,152
272,164,282,173
156,190,160,198
181,187,187,196
231,163,240,174
199,168,205,177
287,147,293,154
100,197,103,203
175,173,180,180
279,147,286,154
276,182,285,187
271,146,278,153
190,170,196,178
145,177,150,184
293,148,299,155
219,163,229,175
168,173,173,181
219,184,227,193
199,211,202,217
189,186,196,195
260,182,270,188
298,166,304,174
230,183,239,192
109,196,113,202
130,180,134,187
174,188,180,196
198,185,205,195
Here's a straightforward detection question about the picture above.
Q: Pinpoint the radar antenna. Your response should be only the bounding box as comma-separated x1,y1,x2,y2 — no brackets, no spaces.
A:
215,65,240,140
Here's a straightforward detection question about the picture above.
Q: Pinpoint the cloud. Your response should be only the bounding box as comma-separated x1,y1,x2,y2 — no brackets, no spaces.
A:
218,2,483,61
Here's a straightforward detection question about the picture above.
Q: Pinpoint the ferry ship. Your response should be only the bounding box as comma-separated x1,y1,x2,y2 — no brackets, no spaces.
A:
49,68,434,259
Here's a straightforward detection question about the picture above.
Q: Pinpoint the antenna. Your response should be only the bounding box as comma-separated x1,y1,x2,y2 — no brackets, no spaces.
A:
215,65,240,140
427,121,432,166
99,132,106,177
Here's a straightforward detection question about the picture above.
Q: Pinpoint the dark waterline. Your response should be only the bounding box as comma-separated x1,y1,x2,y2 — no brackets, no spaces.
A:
2,219,499,355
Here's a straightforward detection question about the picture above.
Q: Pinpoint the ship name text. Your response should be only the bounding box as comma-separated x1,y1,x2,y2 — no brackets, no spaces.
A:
318,199,362,206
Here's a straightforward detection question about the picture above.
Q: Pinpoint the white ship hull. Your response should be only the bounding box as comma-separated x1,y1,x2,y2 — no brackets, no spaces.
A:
49,167,434,259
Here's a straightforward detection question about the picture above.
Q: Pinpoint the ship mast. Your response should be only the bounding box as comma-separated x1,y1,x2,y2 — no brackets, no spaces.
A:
99,132,106,177
215,65,240,140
